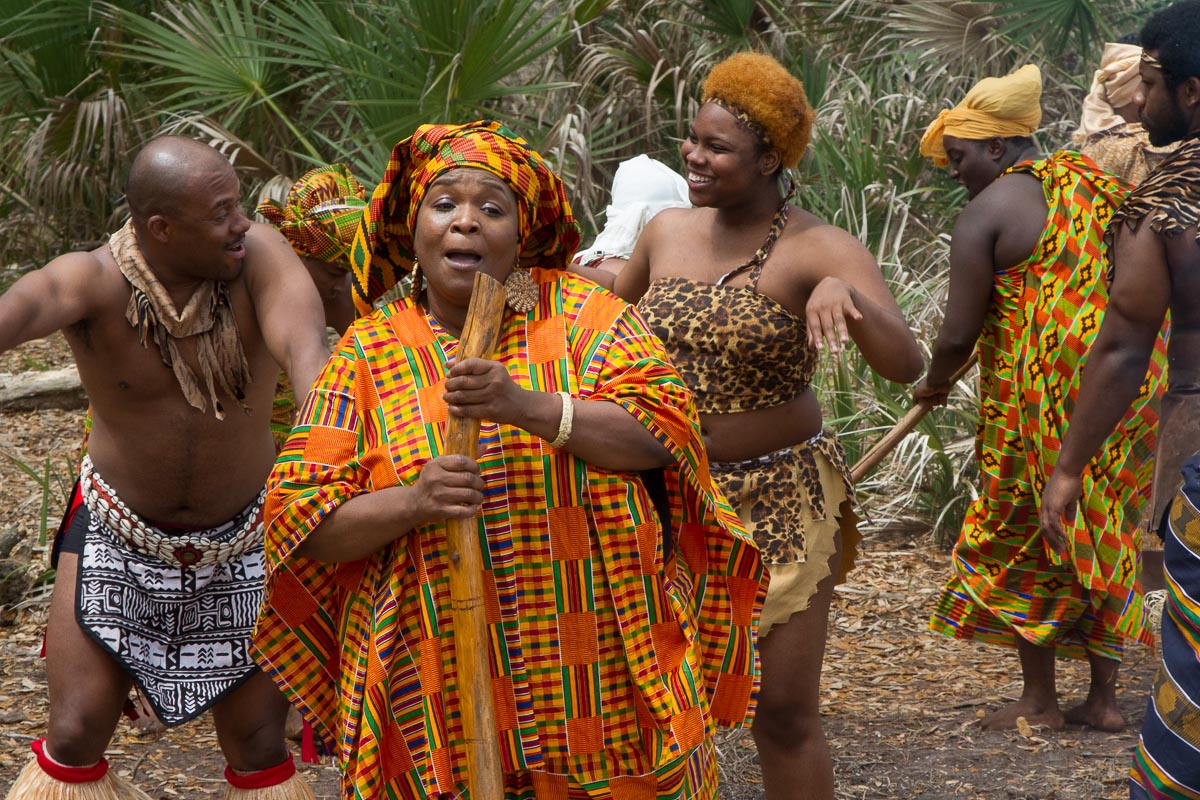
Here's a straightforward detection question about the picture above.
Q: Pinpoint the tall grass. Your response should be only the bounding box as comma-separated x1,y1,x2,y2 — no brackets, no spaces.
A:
0,0,1149,540
2,449,75,547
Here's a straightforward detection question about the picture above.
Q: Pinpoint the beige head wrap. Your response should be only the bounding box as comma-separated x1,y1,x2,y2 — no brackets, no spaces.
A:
1074,43,1143,139
920,65,1043,167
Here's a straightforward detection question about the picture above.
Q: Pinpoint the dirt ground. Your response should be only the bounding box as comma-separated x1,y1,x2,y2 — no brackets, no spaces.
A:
0,334,1157,799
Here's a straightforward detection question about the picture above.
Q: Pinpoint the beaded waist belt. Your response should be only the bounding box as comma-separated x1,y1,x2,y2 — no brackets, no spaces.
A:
79,455,265,569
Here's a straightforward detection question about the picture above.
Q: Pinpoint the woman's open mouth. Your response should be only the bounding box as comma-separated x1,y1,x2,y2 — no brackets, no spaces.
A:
444,251,482,269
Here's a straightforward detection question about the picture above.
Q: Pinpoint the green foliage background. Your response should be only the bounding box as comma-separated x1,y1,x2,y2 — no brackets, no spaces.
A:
0,0,1162,539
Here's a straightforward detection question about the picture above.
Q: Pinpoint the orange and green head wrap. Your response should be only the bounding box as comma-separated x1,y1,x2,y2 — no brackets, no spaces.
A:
350,120,581,315
256,164,367,266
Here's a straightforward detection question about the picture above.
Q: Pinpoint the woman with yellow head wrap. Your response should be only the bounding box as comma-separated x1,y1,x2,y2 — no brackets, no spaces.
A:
919,64,1043,168
918,65,1046,199
917,61,1167,736
252,120,767,799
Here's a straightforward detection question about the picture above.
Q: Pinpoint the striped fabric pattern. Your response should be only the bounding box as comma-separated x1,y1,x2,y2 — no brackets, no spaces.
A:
503,737,719,799
350,121,581,314
256,163,367,265
931,151,1168,660
1131,456,1200,800
251,271,765,799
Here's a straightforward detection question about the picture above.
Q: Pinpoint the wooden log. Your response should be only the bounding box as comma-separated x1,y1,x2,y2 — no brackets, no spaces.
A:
442,272,508,800
0,367,85,411
850,354,978,484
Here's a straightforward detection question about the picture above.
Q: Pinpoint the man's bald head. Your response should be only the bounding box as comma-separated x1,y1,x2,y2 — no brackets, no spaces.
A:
126,137,235,223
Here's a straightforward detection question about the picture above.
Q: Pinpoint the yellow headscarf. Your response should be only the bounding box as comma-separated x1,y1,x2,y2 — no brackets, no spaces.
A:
1074,43,1143,139
920,65,1043,167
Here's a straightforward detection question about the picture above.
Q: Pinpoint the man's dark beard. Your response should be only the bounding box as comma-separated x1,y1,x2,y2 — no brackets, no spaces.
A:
1146,102,1190,147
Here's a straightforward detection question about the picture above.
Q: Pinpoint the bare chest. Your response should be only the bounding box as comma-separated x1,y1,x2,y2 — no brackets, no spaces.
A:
64,288,279,419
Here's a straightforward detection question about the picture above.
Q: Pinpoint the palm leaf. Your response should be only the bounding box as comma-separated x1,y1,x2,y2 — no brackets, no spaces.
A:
102,0,324,163
259,0,575,154
988,0,1122,55
677,0,758,39
878,1,1012,73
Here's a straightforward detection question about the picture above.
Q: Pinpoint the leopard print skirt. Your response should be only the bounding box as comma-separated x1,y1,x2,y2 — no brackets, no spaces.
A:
711,432,860,636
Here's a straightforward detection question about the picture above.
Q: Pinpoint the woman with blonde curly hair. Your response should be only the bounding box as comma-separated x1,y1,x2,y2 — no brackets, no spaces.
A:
613,52,923,799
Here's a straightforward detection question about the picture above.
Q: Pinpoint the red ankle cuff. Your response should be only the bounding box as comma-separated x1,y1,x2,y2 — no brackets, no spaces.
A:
224,754,296,790
31,739,109,783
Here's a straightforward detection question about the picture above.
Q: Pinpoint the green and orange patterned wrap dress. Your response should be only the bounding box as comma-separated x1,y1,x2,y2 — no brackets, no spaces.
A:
930,151,1168,660
251,270,767,799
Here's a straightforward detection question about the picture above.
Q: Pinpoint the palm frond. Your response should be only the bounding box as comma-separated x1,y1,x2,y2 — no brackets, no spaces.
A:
879,1,1012,75
102,0,323,165
989,0,1127,56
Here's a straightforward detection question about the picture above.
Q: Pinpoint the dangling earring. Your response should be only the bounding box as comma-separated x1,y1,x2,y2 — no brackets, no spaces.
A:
504,257,538,313
410,261,423,300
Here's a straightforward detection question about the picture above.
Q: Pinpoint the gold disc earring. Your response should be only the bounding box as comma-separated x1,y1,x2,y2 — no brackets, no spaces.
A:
504,259,538,313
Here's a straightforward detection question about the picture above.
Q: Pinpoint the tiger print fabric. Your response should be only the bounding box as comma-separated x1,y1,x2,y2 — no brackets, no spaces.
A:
1105,134,1200,528
1106,134,1200,254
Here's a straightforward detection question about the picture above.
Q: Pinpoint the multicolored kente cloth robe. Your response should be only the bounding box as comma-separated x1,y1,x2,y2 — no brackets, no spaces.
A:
930,151,1168,660
1132,455,1200,799
251,271,767,799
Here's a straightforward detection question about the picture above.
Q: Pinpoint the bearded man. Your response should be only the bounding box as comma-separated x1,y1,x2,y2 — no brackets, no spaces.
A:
1039,2,1200,794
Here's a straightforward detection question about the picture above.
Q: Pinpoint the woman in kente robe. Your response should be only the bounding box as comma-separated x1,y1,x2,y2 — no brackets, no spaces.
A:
251,121,767,800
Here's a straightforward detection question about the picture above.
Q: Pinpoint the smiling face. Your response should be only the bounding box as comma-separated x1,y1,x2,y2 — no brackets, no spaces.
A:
1136,52,1192,147
413,168,521,323
942,135,1006,200
681,102,774,207
165,163,252,282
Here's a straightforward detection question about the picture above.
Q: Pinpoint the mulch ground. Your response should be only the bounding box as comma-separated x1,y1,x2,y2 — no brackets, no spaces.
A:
0,334,1156,798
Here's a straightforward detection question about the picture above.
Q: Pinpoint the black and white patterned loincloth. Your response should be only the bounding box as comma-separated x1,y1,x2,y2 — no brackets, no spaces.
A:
75,472,267,726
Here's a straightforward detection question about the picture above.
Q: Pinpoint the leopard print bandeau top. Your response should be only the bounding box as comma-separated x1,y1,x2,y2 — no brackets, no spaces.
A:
638,275,817,414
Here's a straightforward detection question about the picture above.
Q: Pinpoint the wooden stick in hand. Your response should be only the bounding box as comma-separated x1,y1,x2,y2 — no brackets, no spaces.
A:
850,354,978,484
442,271,508,800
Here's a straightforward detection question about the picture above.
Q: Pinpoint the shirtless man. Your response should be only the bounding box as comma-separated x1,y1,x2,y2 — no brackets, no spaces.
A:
915,65,1166,732
1,137,328,800
1039,2,1200,794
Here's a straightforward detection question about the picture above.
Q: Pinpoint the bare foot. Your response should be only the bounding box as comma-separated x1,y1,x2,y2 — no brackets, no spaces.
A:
1064,700,1125,732
980,699,1065,731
